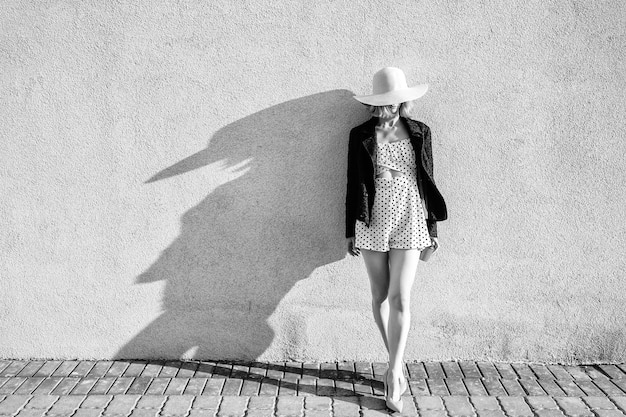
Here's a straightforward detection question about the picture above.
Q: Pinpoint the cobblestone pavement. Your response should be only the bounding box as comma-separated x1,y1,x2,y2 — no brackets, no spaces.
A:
0,360,625,416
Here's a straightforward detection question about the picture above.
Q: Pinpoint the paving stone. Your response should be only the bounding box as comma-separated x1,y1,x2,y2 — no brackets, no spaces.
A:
445,378,470,395
415,395,445,410
46,395,85,415
161,395,195,416
537,379,567,397
102,395,140,416
482,379,507,396
331,397,360,417
13,378,45,395
50,377,80,395
594,411,626,417
80,395,113,409
145,378,171,395
246,396,274,410
108,377,135,395
612,397,626,412
529,364,556,380
427,379,450,396
31,377,63,395
15,409,46,417
595,379,626,396
417,410,449,417
72,409,103,417
202,379,225,396
493,363,517,380
443,395,474,416
526,396,558,409
89,378,117,395
442,361,464,378
470,396,501,411
583,396,618,409
87,362,114,378
188,410,218,417
0,377,26,394
554,379,586,396
305,396,332,410
333,380,353,397
459,361,482,379
126,377,153,395
128,409,160,417
163,378,189,395
500,378,526,396
359,395,386,410
303,410,331,417
16,362,45,378
239,378,261,396
24,394,59,410
407,362,427,379
51,361,79,377
141,362,164,378
70,361,97,377
220,379,242,396
216,395,248,416
33,362,62,378
135,395,167,409
464,378,488,396
0,394,32,415
184,378,207,396
0,362,28,377
105,362,130,378
599,365,626,380
476,411,507,417
70,377,99,395
424,363,446,379
554,397,594,416
241,409,272,417
533,409,566,417
518,378,547,396
276,396,304,415
123,362,148,378
547,365,574,381
476,362,500,379
409,379,430,396
497,396,533,417
361,410,389,417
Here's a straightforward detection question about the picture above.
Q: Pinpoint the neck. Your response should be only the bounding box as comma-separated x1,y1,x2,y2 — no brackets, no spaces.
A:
376,114,400,129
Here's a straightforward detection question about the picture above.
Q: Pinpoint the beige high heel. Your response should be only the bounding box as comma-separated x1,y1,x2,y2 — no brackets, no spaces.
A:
385,369,407,413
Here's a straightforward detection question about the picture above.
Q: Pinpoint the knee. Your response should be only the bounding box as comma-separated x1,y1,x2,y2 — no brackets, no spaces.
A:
388,292,410,312
371,288,388,306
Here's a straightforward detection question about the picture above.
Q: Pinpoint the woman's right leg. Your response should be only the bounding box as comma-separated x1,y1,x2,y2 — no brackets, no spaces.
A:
361,248,391,353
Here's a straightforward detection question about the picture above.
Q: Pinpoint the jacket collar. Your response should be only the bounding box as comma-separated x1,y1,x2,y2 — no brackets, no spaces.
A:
360,116,424,157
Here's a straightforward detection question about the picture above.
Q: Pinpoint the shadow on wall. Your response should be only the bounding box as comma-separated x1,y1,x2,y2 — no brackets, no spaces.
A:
114,90,367,360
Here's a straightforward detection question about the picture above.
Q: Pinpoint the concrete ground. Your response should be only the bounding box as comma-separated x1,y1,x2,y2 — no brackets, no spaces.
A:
0,359,625,416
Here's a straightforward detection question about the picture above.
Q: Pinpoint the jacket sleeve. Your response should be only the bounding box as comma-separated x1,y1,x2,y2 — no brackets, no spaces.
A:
345,130,359,238
423,124,438,238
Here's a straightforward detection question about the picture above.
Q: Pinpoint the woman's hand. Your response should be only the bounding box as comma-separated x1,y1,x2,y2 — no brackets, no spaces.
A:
431,237,439,252
347,237,360,256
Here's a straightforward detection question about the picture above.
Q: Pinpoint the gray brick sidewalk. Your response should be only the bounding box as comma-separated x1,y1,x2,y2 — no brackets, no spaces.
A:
0,360,625,416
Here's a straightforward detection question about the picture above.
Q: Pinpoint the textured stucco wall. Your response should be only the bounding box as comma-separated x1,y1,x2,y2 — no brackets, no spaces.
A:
1,0,625,362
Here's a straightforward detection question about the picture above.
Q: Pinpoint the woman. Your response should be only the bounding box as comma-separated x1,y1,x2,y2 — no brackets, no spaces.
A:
345,67,448,413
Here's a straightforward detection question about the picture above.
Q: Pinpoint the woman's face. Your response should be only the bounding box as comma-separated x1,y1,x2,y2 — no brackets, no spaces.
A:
386,103,400,114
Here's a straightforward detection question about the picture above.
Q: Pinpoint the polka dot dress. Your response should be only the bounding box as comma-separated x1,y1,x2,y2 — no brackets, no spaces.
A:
355,139,432,252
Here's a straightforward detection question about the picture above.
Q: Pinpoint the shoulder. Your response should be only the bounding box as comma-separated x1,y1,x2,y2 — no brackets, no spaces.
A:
349,118,375,142
402,117,430,135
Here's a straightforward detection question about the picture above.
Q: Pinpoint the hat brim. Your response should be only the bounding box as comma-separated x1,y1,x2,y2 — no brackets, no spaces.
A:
353,84,429,106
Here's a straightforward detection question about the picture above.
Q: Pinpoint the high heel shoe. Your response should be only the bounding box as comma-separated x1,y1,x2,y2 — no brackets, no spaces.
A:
385,369,407,413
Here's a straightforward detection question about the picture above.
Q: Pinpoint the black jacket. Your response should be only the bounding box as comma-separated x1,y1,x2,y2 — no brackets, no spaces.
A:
345,116,448,239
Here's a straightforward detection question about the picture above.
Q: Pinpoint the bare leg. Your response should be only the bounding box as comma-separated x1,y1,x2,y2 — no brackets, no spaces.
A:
360,248,391,353
386,248,420,400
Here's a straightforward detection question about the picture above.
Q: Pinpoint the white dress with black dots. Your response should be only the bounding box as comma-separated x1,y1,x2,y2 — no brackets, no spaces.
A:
354,138,432,252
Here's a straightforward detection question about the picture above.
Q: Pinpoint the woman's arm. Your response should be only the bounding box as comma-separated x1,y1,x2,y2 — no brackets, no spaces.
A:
345,129,359,239
422,124,438,238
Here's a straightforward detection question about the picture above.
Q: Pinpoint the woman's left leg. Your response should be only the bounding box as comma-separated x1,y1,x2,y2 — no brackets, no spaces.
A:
386,248,420,399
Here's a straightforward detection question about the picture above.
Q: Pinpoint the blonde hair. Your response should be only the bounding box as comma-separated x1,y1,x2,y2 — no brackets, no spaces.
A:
366,100,415,118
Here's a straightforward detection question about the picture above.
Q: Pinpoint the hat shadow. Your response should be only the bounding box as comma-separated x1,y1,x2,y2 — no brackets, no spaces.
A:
114,89,369,360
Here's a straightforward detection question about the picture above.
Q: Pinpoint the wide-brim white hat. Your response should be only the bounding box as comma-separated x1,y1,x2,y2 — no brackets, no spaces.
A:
354,67,428,106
